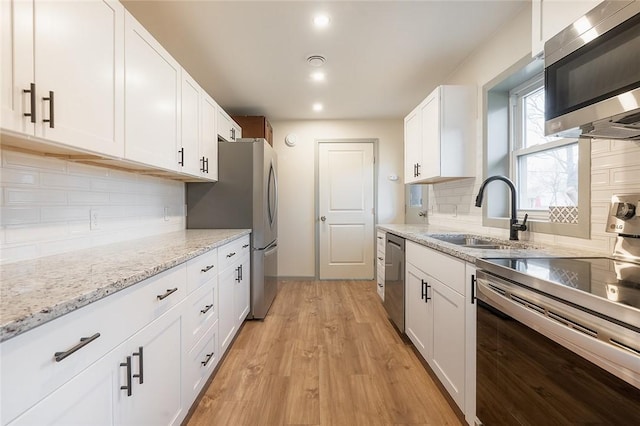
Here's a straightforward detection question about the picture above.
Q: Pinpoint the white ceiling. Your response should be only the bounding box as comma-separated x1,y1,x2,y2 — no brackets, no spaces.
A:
122,1,527,121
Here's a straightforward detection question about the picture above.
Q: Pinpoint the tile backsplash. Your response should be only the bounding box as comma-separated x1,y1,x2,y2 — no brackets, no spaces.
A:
428,139,640,254
0,149,185,264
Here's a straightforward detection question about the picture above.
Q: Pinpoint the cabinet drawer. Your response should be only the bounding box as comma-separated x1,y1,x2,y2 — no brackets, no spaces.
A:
182,278,217,351
0,264,186,425
183,321,218,405
406,241,465,295
218,235,250,271
186,248,217,294
376,231,385,252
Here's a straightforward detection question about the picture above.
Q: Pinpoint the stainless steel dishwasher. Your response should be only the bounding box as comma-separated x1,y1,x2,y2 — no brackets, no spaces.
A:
383,233,405,333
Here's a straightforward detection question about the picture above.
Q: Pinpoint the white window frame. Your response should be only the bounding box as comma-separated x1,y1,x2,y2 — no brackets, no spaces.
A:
509,74,583,222
481,58,590,239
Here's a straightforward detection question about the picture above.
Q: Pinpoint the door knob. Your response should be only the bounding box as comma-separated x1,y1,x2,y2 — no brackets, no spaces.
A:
320,216,326,222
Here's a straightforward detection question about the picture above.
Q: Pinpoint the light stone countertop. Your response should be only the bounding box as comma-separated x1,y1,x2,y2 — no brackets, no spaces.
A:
0,229,250,342
377,224,602,263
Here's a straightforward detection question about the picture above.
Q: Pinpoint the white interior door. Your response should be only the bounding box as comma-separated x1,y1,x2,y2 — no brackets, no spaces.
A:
318,142,374,280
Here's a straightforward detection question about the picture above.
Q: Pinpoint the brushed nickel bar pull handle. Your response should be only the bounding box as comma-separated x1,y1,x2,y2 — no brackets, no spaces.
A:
23,83,36,123
54,332,101,362
120,356,132,396
201,264,214,273
178,148,184,166
157,287,178,300
226,252,236,258
235,265,241,283
200,304,213,314
132,346,144,384
204,157,209,173
43,91,54,128
201,352,214,367
242,244,249,249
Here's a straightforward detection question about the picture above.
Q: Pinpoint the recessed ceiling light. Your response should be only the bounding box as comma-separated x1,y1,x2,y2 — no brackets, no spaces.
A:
313,14,330,28
311,71,325,82
313,103,323,112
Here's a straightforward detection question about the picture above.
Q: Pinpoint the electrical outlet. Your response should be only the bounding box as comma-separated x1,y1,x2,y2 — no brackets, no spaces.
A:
164,206,169,221
90,209,100,230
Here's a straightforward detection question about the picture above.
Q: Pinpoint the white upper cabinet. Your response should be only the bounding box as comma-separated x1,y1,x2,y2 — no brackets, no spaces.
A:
200,93,219,181
217,109,241,142
180,70,202,177
404,85,476,184
403,106,422,183
1,0,125,157
124,11,181,172
531,0,604,57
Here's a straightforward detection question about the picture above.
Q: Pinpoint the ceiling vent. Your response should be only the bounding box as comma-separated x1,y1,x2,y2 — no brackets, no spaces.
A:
307,55,326,67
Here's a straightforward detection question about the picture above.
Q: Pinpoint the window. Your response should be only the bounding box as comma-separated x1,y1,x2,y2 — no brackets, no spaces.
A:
510,76,579,220
483,59,590,238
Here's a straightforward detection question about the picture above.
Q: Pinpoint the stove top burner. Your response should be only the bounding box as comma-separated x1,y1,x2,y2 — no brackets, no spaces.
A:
486,257,640,311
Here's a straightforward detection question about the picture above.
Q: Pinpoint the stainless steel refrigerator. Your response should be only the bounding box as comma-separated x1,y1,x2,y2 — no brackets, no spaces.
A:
186,138,277,319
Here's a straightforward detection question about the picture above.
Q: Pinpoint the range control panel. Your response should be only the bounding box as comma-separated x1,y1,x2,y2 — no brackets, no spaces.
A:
607,194,640,236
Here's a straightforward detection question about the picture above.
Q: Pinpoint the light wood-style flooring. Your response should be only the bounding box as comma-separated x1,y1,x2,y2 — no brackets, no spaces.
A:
186,280,462,426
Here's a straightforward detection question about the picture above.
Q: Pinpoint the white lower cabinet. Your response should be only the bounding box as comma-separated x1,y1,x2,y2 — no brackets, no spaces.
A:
218,235,251,355
405,240,473,419
1,234,250,426
116,310,183,426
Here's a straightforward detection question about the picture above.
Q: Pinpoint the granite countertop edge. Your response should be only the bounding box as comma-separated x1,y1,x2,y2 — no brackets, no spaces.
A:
0,229,251,343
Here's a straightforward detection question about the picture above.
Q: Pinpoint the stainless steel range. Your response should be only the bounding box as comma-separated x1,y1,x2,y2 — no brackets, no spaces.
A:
475,194,640,425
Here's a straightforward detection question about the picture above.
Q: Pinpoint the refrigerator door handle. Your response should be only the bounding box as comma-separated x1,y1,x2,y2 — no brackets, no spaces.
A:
267,161,278,227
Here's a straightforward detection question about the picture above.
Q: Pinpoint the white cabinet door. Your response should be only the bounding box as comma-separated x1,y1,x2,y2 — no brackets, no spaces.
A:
124,11,180,172
532,0,603,57
180,70,201,177
218,265,237,356
8,347,119,426
405,262,432,361
1,0,124,157
235,256,250,326
1,0,34,135
403,107,421,183
420,92,440,179
34,0,124,156
430,278,466,410
217,108,240,142
117,309,183,426
200,93,218,181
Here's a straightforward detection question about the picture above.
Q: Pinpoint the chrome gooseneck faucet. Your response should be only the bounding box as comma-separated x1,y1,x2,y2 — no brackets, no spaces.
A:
475,175,528,241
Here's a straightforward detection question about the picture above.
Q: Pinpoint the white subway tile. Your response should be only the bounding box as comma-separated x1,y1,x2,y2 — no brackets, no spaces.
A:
611,166,640,188
0,169,38,185
41,206,90,223
67,190,109,205
0,207,40,225
40,172,91,190
5,188,67,205
5,223,69,244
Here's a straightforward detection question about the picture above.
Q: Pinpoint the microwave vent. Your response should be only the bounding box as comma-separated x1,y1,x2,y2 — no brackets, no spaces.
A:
582,123,640,140
617,110,640,125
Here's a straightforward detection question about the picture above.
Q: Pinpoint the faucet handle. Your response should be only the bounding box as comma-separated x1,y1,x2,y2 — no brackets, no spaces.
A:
513,213,528,232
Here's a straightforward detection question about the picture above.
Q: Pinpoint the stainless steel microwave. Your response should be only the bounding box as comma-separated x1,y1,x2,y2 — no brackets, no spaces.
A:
544,0,640,139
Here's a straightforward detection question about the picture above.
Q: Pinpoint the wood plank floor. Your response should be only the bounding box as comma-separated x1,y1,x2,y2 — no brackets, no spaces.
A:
186,279,462,426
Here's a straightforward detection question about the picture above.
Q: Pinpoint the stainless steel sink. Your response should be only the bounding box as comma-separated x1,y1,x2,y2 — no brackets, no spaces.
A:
429,234,511,249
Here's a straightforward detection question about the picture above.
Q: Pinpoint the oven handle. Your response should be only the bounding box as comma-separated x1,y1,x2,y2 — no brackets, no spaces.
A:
476,270,640,388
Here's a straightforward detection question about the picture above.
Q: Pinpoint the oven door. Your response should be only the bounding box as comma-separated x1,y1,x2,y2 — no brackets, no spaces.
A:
476,270,640,425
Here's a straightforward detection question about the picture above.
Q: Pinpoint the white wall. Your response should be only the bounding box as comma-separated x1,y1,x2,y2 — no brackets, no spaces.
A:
0,148,185,264
424,6,640,254
272,119,404,277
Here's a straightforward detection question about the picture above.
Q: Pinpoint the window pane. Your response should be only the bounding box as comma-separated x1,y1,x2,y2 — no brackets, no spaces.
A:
408,185,423,208
517,143,578,210
523,87,560,148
